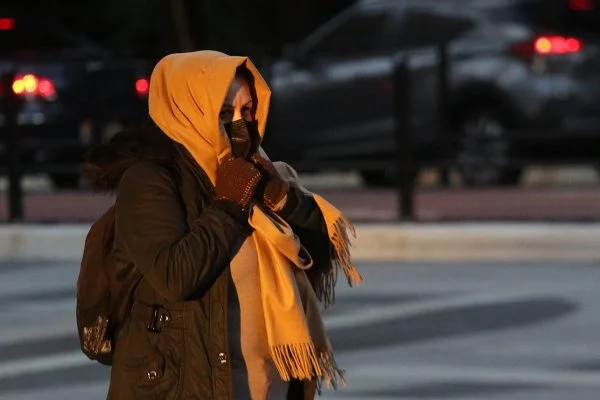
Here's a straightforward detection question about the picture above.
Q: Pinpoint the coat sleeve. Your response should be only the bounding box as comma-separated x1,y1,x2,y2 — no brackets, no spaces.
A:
114,162,248,302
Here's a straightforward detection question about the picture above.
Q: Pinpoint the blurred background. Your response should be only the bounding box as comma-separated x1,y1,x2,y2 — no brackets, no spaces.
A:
2,0,600,222
2,0,600,399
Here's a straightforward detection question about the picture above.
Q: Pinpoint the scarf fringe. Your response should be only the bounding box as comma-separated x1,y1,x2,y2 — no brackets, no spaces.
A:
271,342,322,382
313,263,337,308
316,215,364,308
331,216,363,287
271,343,346,393
316,350,347,394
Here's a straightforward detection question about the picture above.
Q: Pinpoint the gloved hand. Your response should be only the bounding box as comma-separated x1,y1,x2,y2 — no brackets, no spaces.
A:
250,155,289,211
215,156,263,212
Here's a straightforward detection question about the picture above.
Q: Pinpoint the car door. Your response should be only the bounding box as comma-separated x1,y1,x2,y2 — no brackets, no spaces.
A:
267,6,397,169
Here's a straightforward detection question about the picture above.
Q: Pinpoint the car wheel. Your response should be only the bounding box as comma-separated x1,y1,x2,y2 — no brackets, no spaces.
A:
50,173,81,190
456,109,522,187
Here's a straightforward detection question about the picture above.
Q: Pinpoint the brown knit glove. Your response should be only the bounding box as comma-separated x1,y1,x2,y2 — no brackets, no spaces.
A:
250,155,289,211
215,156,263,212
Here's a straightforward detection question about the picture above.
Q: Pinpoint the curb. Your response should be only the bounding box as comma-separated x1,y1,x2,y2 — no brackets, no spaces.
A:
351,223,600,262
0,223,598,263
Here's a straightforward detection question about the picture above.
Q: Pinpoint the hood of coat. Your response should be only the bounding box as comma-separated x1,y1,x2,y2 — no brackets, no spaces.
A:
81,126,177,193
148,50,272,185
83,51,272,193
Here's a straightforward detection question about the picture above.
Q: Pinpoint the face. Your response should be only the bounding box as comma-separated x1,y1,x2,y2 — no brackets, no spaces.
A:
219,77,254,126
220,75,260,158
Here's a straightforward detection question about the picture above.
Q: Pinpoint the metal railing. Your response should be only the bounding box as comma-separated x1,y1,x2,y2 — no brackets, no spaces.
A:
393,45,452,220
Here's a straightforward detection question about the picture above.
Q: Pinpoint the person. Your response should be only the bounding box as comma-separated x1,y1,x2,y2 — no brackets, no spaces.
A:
82,50,362,400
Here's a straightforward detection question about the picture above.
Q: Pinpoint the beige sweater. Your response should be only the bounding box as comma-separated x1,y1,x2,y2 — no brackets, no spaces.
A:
228,236,290,400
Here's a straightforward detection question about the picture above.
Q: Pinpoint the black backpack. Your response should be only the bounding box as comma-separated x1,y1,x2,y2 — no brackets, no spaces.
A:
75,205,141,365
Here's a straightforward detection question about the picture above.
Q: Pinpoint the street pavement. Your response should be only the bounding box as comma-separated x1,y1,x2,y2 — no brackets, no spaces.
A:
2,261,600,399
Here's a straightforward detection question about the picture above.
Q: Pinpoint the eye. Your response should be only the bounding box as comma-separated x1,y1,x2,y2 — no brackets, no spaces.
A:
219,109,233,122
241,106,253,121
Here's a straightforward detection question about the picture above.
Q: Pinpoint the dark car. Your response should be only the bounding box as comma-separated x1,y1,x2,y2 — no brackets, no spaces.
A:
263,0,600,186
0,11,153,188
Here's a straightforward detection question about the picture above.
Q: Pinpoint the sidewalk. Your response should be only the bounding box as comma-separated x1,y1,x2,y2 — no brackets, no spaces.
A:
1,184,600,263
1,222,598,263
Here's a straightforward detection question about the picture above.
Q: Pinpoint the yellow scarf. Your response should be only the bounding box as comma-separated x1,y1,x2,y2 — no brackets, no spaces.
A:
148,51,362,388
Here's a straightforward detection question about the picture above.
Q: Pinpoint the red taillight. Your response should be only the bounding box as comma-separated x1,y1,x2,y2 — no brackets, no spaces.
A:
135,78,149,96
570,0,595,11
37,78,56,97
510,36,583,58
11,74,56,99
0,18,15,31
534,36,583,54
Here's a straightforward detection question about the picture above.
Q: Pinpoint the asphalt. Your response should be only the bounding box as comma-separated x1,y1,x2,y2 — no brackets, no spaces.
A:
2,261,600,399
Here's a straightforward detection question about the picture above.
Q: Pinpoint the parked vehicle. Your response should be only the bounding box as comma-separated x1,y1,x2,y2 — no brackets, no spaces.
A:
263,0,600,186
0,10,153,188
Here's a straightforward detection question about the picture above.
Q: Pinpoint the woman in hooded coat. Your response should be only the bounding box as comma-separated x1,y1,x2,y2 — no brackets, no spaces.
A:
82,50,362,400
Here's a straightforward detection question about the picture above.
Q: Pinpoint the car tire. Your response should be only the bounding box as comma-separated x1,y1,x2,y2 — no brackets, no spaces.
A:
456,108,522,187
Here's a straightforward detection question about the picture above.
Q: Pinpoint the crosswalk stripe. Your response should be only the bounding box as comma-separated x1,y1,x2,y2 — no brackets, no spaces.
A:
0,351,89,381
342,363,600,389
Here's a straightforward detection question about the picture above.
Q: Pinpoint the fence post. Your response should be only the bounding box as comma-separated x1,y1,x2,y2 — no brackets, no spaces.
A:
2,71,24,222
392,55,415,221
437,43,451,186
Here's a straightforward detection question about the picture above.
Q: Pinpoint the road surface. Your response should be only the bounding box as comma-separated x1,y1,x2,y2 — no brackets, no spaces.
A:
1,261,600,399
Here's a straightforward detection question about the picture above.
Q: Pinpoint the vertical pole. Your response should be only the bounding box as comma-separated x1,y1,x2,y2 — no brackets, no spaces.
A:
2,71,23,222
392,55,415,221
437,43,451,186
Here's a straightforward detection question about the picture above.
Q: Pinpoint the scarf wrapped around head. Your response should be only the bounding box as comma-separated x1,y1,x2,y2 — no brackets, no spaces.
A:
148,50,363,388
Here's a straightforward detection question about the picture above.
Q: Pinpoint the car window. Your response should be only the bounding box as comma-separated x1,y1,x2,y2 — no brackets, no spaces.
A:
304,11,392,59
385,9,477,49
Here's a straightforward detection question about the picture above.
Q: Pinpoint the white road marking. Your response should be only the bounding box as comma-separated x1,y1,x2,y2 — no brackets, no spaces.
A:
0,351,90,381
0,317,77,346
342,363,600,389
0,382,109,400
